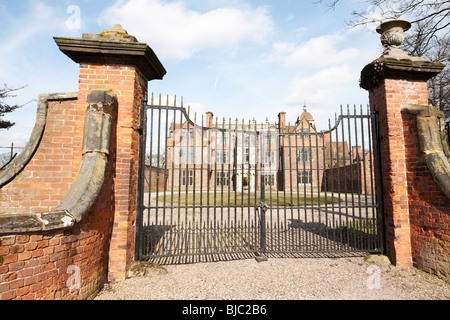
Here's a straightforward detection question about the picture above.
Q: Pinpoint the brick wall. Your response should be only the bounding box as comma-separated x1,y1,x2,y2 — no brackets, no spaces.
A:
0,193,113,299
322,161,374,195
145,166,168,191
0,95,115,299
0,63,148,298
403,111,450,278
0,98,81,215
0,25,164,299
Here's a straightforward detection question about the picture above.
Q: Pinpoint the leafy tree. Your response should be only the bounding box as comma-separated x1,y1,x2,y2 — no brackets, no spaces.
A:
0,84,24,130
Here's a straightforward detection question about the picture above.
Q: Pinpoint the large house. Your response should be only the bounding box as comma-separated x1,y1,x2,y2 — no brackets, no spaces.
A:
156,107,372,194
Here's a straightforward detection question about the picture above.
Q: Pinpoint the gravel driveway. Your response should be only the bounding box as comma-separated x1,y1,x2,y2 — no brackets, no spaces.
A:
95,255,450,300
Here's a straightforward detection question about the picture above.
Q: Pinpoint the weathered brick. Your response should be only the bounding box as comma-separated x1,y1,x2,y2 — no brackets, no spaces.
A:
18,252,32,261
1,290,17,300
367,64,449,278
10,278,24,290
16,286,31,297
2,254,18,264
1,237,15,246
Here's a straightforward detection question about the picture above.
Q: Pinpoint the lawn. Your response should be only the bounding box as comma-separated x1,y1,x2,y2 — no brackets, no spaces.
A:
155,190,341,206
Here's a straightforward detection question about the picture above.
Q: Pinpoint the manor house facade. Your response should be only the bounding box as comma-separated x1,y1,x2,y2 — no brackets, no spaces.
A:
163,107,333,193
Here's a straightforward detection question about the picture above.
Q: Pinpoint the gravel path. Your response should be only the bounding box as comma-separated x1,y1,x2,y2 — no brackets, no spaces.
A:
95,256,450,300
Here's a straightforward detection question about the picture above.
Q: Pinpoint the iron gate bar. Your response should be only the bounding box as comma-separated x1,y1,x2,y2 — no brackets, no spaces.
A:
373,109,386,254
135,99,384,263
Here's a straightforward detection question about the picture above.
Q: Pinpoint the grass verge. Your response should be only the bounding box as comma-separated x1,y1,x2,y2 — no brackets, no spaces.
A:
155,191,341,206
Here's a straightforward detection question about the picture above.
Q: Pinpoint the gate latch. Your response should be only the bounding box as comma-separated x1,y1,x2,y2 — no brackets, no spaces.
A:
259,201,269,213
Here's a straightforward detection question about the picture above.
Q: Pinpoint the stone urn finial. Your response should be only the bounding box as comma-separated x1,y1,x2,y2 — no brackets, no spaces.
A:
376,19,410,49
82,24,138,43
375,19,423,61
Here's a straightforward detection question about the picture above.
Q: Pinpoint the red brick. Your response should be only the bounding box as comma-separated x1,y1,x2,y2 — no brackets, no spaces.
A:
9,261,25,272
1,237,15,246
1,290,17,300
2,272,17,282
24,275,38,286
17,268,33,278
10,279,24,290
2,254,18,264
0,246,9,256
17,236,31,243
16,286,31,297
18,252,32,261
32,249,44,258
0,282,9,292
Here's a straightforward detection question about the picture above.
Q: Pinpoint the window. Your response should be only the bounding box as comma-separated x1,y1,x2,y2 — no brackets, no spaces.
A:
216,131,230,145
216,150,230,164
180,128,193,139
243,133,256,146
216,171,230,186
244,134,250,146
297,148,312,162
297,171,312,185
261,173,275,186
179,147,195,163
181,170,193,186
262,150,275,164
262,134,275,146
236,147,251,165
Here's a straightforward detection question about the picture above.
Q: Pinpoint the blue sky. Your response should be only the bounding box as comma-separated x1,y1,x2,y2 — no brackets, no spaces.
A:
0,0,384,147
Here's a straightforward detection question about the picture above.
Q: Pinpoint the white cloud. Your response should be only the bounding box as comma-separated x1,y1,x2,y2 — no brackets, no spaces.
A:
98,0,274,60
284,65,357,106
269,33,360,69
0,130,31,148
0,2,73,58
0,1,79,100
280,64,364,129
0,2,72,147
286,14,295,22
148,94,206,124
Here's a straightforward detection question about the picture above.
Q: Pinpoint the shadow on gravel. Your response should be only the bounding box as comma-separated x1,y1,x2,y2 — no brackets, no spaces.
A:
139,217,380,265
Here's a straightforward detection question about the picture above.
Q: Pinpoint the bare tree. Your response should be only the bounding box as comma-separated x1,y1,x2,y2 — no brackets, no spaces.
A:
428,42,449,116
316,0,450,40
146,149,166,168
400,22,450,114
316,0,450,114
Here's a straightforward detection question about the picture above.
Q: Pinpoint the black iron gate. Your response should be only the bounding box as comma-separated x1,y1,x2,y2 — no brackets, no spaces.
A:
135,97,384,264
